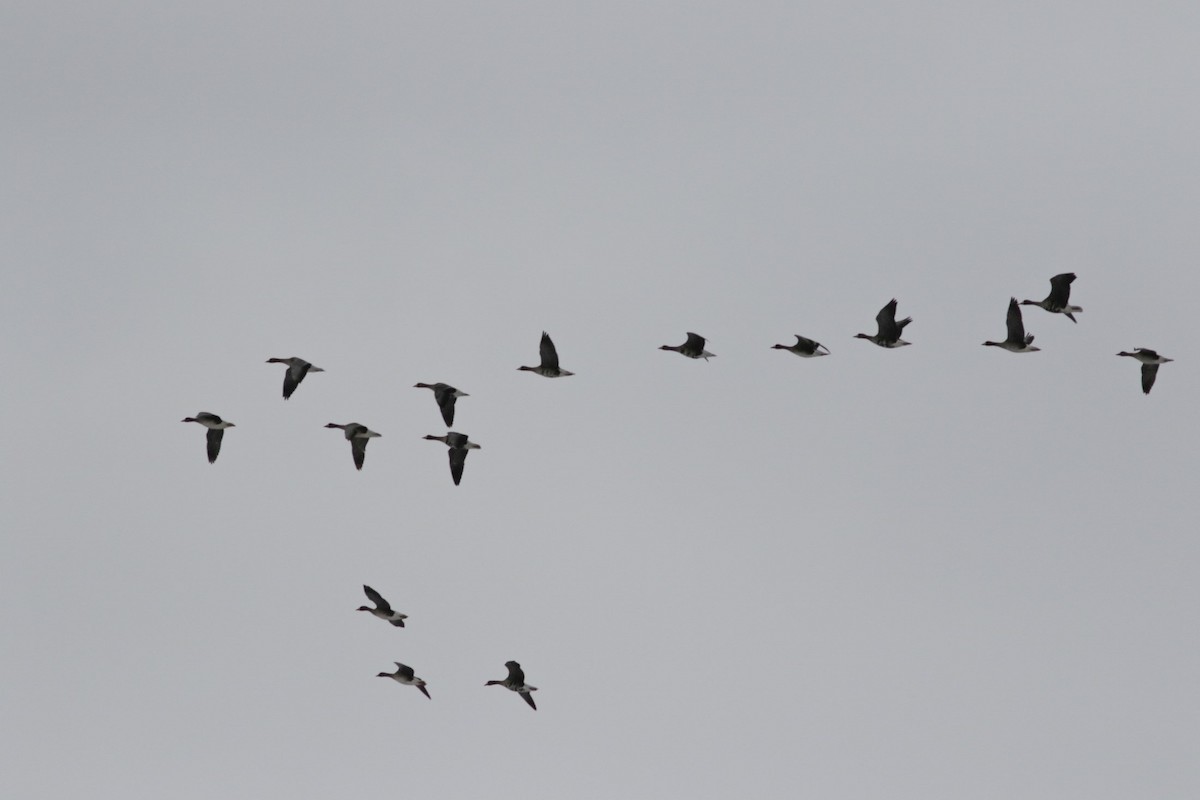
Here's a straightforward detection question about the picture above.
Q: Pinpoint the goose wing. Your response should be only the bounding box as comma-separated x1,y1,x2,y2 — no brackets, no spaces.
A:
206,428,224,464
796,334,829,354
1046,272,1076,307
505,661,527,684
1142,363,1160,394
538,332,561,370
363,585,392,613
282,360,312,399
520,691,537,710
393,662,415,681
684,332,707,352
448,446,468,486
282,370,299,399
1005,297,1026,343
433,384,458,426
351,436,368,470
875,299,901,339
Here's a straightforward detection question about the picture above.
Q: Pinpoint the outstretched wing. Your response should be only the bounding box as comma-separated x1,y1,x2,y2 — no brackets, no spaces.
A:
539,332,560,370
1142,363,1160,395
1005,297,1026,343
684,332,707,352
418,684,431,700
875,299,900,340
448,447,468,486
434,385,457,427
206,428,224,464
363,585,392,613
506,661,526,684
520,691,537,710
351,437,368,470
394,663,415,681
282,361,312,400
282,370,299,399
1046,272,1076,307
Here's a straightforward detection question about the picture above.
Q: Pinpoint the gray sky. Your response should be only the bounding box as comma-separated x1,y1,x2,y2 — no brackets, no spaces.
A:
4,2,1199,797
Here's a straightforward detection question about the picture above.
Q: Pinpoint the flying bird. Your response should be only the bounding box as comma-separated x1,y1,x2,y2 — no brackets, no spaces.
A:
377,662,430,699
181,412,235,464
660,332,715,360
325,423,381,470
982,298,1040,353
423,432,481,486
1117,348,1173,394
518,331,574,377
266,357,324,400
357,585,408,627
854,299,913,348
414,382,468,427
1020,273,1082,323
486,660,538,710
771,334,830,357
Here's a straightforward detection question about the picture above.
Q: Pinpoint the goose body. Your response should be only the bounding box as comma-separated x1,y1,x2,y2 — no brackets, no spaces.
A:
486,660,538,710
266,357,324,400
414,382,468,427
660,332,714,360
181,412,235,463
423,432,481,486
855,299,912,348
1117,348,1173,394
1020,272,1082,322
772,334,829,357
518,331,574,377
325,423,381,470
358,585,408,627
982,298,1040,353
377,662,430,699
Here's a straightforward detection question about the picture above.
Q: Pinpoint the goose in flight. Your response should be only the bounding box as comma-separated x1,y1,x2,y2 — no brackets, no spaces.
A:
1117,348,1173,394
486,660,538,710
660,332,715,360
325,423,381,470
423,432,481,486
982,298,1040,353
266,357,324,400
1020,273,1082,323
518,332,574,377
854,299,912,348
771,334,830,357
181,412,235,463
377,662,430,699
357,585,408,627
414,382,468,427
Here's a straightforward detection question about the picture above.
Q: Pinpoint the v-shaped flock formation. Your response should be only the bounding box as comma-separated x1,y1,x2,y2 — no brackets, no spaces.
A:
180,274,1173,710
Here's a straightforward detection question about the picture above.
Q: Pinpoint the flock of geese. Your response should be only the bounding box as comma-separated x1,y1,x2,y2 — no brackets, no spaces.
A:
358,585,538,708
179,271,1173,709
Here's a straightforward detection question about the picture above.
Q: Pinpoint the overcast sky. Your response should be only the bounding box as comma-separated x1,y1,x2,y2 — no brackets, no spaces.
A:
4,2,1200,798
